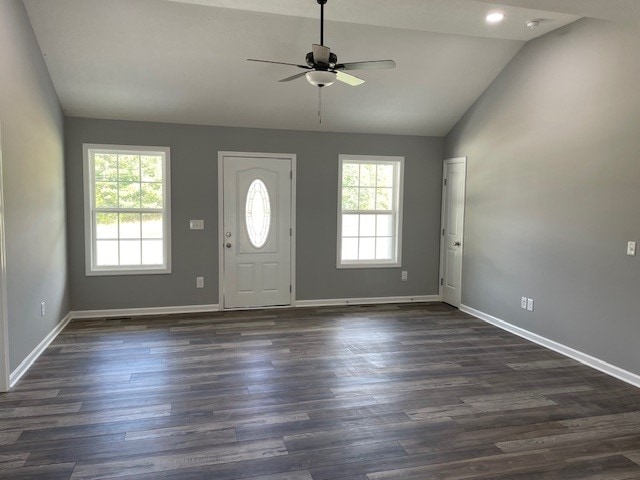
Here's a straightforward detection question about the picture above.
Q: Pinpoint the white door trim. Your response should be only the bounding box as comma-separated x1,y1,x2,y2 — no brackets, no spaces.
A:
217,151,296,310
0,126,9,392
438,157,467,307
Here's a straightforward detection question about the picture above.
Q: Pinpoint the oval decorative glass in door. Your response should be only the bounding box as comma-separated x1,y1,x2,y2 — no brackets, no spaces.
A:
245,179,271,248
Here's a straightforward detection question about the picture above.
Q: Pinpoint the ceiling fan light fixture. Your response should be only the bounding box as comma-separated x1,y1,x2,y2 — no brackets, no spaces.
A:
305,70,336,87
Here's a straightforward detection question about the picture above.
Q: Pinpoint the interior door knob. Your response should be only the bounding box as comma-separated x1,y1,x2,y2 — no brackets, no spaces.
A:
453,241,461,246
225,243,232,248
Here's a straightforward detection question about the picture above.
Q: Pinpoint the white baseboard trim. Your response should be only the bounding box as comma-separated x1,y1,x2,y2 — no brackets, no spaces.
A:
71,304,221,320
71,297,440,319
460,304,640,389
296,295,440,308
10,312,72,388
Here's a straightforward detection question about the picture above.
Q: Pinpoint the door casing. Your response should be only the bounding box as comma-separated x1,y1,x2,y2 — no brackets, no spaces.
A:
439,157,467,307
0,126,9,392
218,151,296,310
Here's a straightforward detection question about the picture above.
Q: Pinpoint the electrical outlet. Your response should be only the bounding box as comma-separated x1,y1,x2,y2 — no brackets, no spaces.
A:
628,241,637,256
401,271,408,281
527,298,534,312
521,297,527,309
196,276,204,288
40,302,46,317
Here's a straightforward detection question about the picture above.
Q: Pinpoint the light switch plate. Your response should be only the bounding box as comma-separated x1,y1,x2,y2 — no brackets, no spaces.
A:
527,298,534,312
521,297,527,309
401,271,408,281
190,219,205,230
627,241,637,256
196,276,204,288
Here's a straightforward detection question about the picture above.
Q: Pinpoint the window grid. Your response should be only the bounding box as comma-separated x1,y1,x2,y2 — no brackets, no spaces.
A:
93,152,164,267
93,212,164,267
341,214,395,262
84,145,171,275
338,156,403,267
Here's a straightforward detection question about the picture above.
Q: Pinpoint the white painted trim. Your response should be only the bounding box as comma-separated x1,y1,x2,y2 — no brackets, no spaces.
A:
0,126,9,392
460,304,640,389
217,152,224,309
217,151,297,310
290,157,297,306
9,312,72,388
71,296,439,319
71,304,221,320
82,144,172,276
296,295,440,308
439,157,467,307
336,155,405,269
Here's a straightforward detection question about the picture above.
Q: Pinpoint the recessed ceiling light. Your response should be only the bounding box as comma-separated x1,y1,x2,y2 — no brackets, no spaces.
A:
526,19,542,29
486,12,505,24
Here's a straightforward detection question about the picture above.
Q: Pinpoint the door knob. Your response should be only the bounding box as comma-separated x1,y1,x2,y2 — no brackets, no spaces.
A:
453,241,461,246
225,243,232,248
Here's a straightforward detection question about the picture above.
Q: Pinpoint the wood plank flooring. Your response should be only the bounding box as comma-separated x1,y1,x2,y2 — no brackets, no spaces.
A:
1,302,640,479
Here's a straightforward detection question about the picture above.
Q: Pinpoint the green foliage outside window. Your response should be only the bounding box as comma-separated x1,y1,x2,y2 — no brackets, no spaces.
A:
94,153,164,223
341,162,394,212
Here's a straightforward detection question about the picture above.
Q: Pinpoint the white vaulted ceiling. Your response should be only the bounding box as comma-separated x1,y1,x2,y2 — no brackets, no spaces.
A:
21,0,636,135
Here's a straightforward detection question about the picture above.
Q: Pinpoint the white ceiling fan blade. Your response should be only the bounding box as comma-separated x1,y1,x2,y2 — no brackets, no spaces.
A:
336,60,396,71
312,44,331,66
335,71,365,86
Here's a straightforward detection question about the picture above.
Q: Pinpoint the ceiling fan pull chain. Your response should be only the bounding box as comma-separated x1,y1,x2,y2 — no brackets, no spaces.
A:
318,88,323,124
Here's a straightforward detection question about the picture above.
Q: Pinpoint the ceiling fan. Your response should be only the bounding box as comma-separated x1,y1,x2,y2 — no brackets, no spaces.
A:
247,0,396,88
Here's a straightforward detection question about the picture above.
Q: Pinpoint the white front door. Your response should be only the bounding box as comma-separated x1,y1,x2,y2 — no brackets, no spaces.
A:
220,153,293,309
440,157,467,307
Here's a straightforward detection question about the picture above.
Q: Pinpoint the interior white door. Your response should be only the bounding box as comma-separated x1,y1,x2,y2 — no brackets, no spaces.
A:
222,154,292,308
440,157,467,307
0,127,8,392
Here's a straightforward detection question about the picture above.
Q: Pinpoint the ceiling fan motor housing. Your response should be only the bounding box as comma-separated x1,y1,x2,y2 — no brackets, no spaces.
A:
306,51,337,69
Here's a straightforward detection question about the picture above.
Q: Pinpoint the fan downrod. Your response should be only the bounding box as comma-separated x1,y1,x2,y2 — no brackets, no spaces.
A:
317,0,327,46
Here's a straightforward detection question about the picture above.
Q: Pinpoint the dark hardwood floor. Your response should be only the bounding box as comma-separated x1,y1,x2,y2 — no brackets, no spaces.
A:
1,302,640,479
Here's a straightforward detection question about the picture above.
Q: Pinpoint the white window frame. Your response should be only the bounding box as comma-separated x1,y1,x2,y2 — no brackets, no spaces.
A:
337,154,404,268
83,144,172,276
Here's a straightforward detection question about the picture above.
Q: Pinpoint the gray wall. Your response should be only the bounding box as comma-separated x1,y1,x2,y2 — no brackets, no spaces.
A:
446,19,640,374
0,0,69,371
65,118,443,310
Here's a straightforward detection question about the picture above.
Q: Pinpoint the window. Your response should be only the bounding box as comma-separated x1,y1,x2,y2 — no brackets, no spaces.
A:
83,144,171,275
337,155,404,267
245,179,271,249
